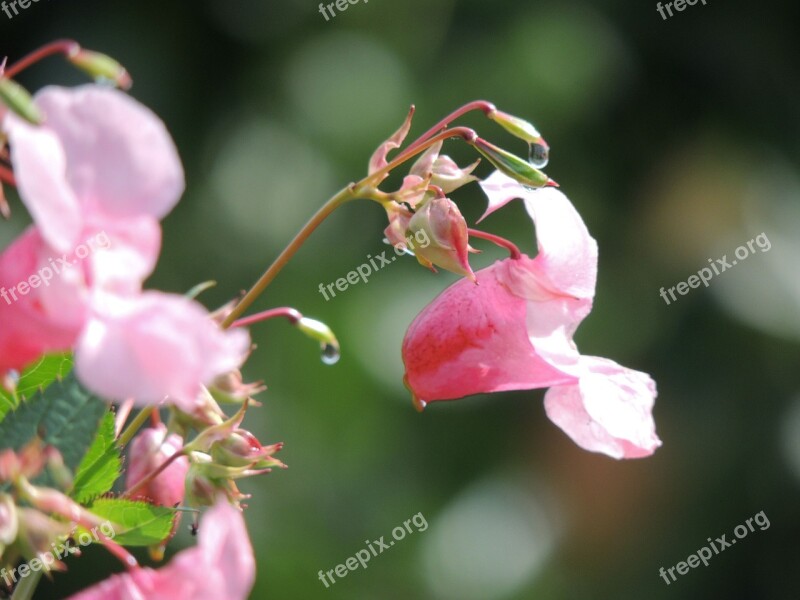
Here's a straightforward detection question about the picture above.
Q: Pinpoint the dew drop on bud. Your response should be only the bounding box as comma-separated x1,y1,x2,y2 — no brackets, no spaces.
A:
321,343,340,365
528,142,549,169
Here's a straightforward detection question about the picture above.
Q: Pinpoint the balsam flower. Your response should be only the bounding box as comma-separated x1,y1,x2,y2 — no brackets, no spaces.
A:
2,85,183,252
66,499,255,600
402,172,661,459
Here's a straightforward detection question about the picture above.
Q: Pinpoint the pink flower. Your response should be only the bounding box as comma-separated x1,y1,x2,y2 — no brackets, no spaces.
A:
75,292,250,411
2,85,184,252
126,425,189,509
402,172,660,459
66,499,255,600
407,196,476,281
0,219,162,373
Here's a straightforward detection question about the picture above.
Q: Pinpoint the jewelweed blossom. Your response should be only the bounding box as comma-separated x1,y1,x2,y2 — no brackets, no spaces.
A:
402,172,661,459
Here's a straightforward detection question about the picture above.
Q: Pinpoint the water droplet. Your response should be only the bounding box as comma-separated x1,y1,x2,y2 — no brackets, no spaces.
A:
527,142,549,169
412,393,427,412
321,343,340,365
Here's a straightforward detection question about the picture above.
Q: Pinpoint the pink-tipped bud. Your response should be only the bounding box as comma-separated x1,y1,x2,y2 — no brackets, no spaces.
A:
210,431,286,470
126,425,189,509
407,196,476,281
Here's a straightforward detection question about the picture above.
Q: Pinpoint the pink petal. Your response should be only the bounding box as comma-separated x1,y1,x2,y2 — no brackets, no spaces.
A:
67,499,255,600
127,425,189,508
3,114,81,251
402,258,576,402
479,171,598,299
34,85,184,221
75,292,250,409
544,356,661,459
0,228,83,372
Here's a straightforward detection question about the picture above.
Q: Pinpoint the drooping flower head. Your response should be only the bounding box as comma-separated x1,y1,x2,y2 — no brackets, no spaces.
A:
402,172,661,459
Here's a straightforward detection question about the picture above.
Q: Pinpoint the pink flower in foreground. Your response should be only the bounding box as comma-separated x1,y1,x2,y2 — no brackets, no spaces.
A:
402,172,660,459
75,292,250,411
67,499,255,600
2,85,184,252
0,218,161,373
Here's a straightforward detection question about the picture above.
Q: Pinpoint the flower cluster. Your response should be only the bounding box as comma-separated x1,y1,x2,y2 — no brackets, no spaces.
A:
0,40,660,599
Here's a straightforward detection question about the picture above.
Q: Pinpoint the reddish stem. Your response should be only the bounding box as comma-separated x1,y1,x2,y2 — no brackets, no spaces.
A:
123,450,186,499
231,307,303,329
4,39,80,79
468,228,522,259
403,100,496,155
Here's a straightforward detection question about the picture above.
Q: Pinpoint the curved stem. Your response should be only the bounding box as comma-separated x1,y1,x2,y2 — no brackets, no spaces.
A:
468,228,521,259
4,39,80,79
221,185,357,328
221,127,478,329
403,100,496,155
231,307,302,329
122,450,186,499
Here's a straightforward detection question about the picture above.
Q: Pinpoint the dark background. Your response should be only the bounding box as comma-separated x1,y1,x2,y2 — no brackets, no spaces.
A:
2,0,800,598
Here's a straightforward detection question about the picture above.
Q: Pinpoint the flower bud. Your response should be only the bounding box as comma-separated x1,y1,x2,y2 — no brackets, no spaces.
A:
295,317,340,365
126,425,189,509
488,110,543,142
472,138,550,188
0,78,42,125
407,196,475,281
210,431,285,470
67,49,132,90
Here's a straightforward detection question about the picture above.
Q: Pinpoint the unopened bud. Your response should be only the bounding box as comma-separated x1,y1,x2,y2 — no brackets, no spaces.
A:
295,317,340,366
472,138,550,188
407,196,475,281
68,49,132,90
0,78,42,125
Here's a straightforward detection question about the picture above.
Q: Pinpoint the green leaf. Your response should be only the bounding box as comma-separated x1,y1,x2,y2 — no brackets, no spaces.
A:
0,353,74,421
86,498,176,546
71,412,122,504
0,370,107,488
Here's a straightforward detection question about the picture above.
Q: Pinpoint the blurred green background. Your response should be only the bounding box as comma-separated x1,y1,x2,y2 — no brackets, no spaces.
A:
2,0,800,598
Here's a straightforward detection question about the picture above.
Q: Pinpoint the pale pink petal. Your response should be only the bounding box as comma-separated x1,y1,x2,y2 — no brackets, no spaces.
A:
85,216,162,295
522,186,597,299
34,85,184,220
75,292,250,409
544,357,661,459
480,171,597,298
3,115,81,251
476,169,527,223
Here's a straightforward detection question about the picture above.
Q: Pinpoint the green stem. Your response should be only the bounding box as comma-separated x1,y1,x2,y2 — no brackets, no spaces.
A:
221,185,357,328
220,126,478,329
10,568,42,600
117,406,155,447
